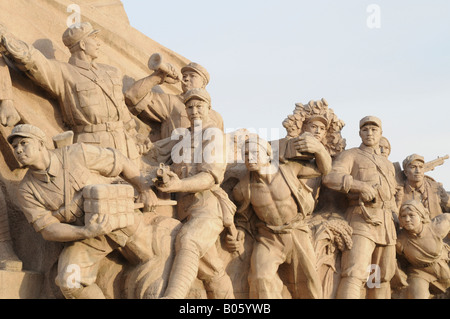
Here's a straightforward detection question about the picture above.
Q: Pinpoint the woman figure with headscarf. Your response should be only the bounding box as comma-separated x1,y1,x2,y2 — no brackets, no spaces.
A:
397,200,450,299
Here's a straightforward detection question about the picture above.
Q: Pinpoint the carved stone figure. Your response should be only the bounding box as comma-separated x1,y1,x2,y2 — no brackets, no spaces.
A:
396,200,450,299
1,1,450,301
229,133,331,299
280,99,351,298
0,184,22,271
282,98,346,158
155,88,235,299
323,116,398,299
282,99,345,204
0,22,146,162
379,136,391,159
125,57,223,141
0,53,22,271
8,124,158,299
399,154,450,219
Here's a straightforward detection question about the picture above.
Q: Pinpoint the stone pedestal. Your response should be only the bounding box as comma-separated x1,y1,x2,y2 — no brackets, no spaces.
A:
0,270,43,299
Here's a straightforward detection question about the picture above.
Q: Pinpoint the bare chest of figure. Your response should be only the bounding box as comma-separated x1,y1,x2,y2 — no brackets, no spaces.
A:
249,172,298,226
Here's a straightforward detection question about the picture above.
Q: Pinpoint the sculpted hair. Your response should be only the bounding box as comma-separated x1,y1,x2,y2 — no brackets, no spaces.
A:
400,199,431,224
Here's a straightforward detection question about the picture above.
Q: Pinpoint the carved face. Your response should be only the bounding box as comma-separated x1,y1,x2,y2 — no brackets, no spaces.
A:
304,120,327,142
185,99,210,127
399,207,423,234
405,160,425,185
182,71,205,92
359,124,382,147
11,137,43,167
379,138,391,158
81,34,101,60
244,142,271,172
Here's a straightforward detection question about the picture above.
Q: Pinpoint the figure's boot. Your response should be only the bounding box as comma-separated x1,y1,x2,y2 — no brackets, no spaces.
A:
366,282,392,299
162,249,199,299
0,204,22,271
60,283,106,299
336,276,364,299
204,272,235,299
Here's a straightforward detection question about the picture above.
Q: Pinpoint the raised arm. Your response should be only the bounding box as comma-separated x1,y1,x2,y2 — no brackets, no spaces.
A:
0,55,20,126
0,23,65,97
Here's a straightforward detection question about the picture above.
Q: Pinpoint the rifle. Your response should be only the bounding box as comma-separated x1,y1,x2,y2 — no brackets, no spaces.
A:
424,155,449,173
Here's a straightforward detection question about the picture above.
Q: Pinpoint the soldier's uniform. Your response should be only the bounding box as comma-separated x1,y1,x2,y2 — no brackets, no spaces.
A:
401,154,450,219
1,23,140,161
323,116,398,299
10,125,150,299
162,89,234,299
125,62,224,141
0,55,22,270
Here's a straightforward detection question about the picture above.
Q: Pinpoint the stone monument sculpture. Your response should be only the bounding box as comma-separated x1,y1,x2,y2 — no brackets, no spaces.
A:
0,53,22,271
281,99,353,298
379,136,391,159
282,98,346,158
398,154,450,219
8,124,158,298
229,133,331,299
0,22,146,163
155,88,235,299
322,116,399,299
0,1,448,300
125,55,223,141
396,200,450,299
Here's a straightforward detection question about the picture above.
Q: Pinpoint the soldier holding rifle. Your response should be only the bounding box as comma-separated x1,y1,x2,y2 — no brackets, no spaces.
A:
399,154,449,219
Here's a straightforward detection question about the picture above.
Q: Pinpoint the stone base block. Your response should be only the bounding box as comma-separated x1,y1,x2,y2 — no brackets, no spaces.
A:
0,270,43,299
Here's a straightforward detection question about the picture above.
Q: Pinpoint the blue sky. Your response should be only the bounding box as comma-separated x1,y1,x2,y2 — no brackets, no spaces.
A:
122,0,450,189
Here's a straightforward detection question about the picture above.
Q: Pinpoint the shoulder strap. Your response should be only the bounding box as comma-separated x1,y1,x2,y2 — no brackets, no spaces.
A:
356,149,395,190
77,68,121,113
279,164,314,218
62,147,72,219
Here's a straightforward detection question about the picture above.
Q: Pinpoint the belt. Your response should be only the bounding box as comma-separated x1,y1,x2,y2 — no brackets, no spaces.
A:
259,214,307,234
348,199,392,209
75,121,124,133
416,261,436,269
348,199,393,226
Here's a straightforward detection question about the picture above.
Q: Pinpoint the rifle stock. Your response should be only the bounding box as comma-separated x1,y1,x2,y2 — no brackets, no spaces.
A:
424,155,449,172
